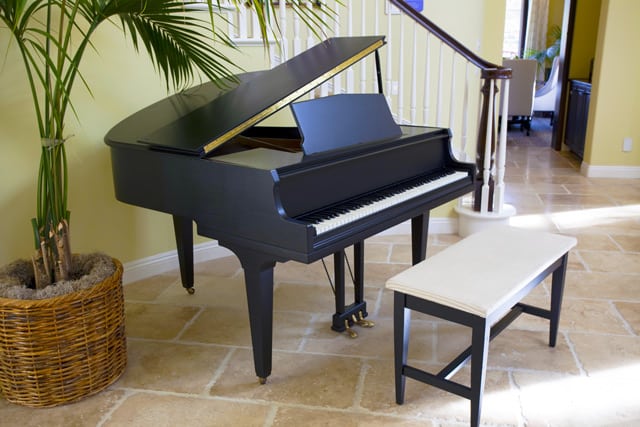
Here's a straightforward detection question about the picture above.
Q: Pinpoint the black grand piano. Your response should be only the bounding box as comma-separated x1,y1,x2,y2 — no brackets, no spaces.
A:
105,36,475,383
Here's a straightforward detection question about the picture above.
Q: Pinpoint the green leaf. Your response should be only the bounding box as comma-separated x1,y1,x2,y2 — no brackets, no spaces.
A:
2,0,334,280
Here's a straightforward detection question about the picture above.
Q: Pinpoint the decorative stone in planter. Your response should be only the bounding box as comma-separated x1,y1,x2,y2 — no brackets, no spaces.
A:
0,254,126,407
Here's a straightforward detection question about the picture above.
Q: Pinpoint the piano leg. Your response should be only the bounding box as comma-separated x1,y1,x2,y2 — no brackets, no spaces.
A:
172,215,195,294
224,245,276,384
411,212,430,265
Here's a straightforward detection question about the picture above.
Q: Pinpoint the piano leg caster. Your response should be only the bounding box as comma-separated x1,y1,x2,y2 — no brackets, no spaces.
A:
185,287,195,295
258,377,267,385
353,311,375,328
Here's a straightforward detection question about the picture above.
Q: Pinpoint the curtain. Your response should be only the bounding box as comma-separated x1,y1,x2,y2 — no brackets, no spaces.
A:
524,0,549,79
525,0,550,54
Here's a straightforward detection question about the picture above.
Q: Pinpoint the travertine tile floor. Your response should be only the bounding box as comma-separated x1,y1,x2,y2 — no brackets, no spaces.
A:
2,120,639,426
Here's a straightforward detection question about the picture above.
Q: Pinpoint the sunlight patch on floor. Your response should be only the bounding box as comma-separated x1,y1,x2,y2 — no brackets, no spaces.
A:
476,363,640,425
509,204,640,230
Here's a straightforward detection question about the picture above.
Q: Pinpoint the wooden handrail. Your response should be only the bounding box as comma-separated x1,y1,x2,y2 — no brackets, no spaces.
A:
389,0,512,213
389,0,511,80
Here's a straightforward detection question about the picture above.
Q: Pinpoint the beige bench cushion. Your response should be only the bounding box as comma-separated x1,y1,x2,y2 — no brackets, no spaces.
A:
385,226,577,318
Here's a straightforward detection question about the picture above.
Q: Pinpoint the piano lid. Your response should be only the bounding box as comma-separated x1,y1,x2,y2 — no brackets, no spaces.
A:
138,36,386,156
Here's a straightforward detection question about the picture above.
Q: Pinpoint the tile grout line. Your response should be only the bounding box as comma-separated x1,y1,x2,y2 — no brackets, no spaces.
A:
173,305,206,341
608,300,638,337
204,347,237,394
507,370,528,427
350,360,370,410
563,331,588,377
95,389,137,427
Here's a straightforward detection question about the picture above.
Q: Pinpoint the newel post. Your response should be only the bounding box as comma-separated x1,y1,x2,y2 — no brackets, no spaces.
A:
473,67,511,213
474,78,499,212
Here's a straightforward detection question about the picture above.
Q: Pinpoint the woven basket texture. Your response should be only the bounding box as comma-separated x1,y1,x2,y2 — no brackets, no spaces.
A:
0,258,126,407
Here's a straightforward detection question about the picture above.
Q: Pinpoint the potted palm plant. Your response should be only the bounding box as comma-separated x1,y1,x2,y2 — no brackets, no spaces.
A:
0,0,329,407
526,24,561,79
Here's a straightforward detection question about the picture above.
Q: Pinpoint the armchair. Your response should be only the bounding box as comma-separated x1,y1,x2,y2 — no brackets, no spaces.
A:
533,56,560,125
501,59,537,135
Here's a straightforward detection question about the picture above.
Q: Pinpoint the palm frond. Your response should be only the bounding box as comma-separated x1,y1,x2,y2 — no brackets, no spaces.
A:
66,1,240,89
119,11,238,89
1,0,335,283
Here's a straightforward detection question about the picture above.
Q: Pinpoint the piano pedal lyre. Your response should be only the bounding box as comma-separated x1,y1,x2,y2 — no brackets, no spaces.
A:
344,319,358,339
354,311,375,328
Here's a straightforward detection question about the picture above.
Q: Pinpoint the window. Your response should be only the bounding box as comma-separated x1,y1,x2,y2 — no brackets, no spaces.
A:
503,0,529,58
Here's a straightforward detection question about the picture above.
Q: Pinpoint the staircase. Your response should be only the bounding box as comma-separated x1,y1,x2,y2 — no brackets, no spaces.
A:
215,0,516,234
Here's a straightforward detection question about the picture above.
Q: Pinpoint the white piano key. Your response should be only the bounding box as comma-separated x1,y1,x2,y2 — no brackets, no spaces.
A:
313,171,468,234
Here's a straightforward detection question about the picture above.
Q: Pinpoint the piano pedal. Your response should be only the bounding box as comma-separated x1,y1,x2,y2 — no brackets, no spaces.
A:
351,313,375,328
344,319,358,339
355,311,375,328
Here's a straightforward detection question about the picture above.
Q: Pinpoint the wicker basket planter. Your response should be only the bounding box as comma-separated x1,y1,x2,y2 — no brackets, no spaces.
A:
0,258,126,407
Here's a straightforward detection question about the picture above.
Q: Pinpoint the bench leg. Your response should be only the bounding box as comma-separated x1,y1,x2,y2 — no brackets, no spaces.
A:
394,292,411,404
470,318,490,427
549,253,569,347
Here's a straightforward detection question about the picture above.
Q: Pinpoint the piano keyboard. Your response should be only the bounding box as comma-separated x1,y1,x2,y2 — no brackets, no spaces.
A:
300,169,469,235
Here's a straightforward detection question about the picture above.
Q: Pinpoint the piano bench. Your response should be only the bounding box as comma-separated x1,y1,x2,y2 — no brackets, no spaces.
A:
385,226,576,427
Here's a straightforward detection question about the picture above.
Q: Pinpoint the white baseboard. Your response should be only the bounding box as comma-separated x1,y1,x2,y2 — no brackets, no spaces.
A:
580,162,640,178
377,217,458,235
121,218,458,285
122,241,232,285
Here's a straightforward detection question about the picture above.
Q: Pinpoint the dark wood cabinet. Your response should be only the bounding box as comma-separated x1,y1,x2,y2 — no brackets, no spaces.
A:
564,79,591,159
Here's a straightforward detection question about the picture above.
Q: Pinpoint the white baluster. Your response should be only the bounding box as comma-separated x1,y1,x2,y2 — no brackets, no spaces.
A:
226,3,236,40
252,6,261,43
327,0,339,96
494,78,510,213
396,14,405,123
409,22,418,124
360,0,368,93
293,6,302,56
346,0,355,93
459,61,471,162
435,42,444,127
318,1,332,97
374,0,381,93
448,53,457,130
238,4,248,41
422,33,431,125
306,1,315,49
279,0,288,61
386,1,393,105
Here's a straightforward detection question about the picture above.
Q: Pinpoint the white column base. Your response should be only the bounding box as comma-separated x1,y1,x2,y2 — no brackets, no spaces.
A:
455,204,517,237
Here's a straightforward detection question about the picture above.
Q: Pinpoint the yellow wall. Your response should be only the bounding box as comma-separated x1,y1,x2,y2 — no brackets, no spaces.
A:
0,22,268,266
0,1,512,266
569,0,601,79
548,0,565,34
484,0,508,63
420,0,505,64
584,0,640,167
